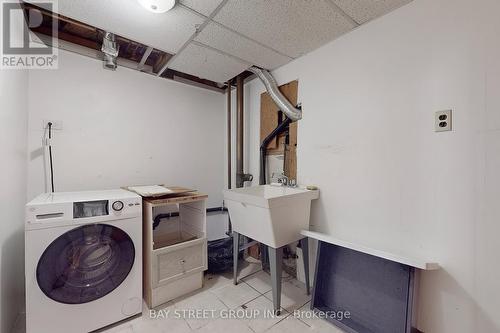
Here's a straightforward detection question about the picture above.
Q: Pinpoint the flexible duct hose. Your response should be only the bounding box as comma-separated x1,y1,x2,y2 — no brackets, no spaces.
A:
248,66,302,121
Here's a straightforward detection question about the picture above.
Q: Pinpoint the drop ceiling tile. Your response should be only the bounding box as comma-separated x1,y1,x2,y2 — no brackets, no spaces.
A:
194,22,292,70
332,0,413,24
179,0,224,16
213,0,357,58
49,0,204,54
168,42,249,83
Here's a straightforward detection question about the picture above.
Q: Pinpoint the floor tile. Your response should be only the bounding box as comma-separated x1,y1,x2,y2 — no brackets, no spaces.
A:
264,280,311,313
101,316,145,333
242,270,294,294
148,304,192,333
203,272,233,291
196,318,254,333
242,270,273,294
288,276,310,290
102,302,191,333
236,258,263,280
295,302,345,333
173,289,228,330
107,326,134,333
129,319,166,333
19,274,316,333
241,295,289,333
266,316,313,333
210,281,261,309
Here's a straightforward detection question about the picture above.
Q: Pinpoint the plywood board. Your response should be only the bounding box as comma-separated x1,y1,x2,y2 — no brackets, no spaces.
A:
145,192,208,207
260,93,279,150
260,80,298,179
284,145,297,180
260,80,298,153
125,185,195,198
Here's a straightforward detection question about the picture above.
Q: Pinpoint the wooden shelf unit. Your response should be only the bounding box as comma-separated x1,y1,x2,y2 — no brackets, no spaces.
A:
143,192,208,308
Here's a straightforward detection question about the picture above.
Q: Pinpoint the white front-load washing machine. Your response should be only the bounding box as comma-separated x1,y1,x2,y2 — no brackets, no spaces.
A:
25,189,143,333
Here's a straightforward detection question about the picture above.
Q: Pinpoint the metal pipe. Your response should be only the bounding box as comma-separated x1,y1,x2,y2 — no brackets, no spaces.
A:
236,75,244,188
248,66,302,121
227,81,232,189
259,118,292,185
101,32,119,70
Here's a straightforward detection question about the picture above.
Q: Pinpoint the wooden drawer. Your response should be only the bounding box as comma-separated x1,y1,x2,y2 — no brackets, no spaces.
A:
152,237,207,288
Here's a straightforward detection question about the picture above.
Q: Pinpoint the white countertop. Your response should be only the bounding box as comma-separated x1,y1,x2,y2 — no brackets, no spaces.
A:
301,230,440,270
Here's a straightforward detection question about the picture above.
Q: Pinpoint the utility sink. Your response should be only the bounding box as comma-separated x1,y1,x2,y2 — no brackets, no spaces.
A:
223,185,319,248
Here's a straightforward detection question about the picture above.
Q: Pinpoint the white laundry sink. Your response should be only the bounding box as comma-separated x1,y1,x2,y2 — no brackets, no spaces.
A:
223,185,319,248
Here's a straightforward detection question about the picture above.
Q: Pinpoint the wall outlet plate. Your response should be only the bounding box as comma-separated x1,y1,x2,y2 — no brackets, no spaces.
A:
435,110,452,132
42,120,63,130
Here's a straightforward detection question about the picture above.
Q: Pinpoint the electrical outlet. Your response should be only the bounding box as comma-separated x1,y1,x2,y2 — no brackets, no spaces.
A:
435,110,452,132
42,120,63,130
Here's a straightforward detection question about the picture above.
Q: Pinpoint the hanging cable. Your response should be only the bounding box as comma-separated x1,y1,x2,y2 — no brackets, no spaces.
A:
47,122,55,193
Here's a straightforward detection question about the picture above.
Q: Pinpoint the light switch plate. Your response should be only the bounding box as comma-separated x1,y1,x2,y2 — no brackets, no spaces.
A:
435,110,452,132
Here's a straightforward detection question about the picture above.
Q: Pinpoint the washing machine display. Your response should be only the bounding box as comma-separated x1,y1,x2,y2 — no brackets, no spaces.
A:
36,223,135,304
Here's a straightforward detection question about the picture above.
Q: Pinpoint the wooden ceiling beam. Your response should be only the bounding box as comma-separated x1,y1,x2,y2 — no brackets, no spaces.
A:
30,25,100,50
153,53,171,74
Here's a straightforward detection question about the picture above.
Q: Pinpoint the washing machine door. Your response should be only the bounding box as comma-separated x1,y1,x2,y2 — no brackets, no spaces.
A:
36,223,135,304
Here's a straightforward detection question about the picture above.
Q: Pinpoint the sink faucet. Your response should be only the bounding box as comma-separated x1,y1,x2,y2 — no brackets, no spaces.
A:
278,174,288,186
272,172,297,187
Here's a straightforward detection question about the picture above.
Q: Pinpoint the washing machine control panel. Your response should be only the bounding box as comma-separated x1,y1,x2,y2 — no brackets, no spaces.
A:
26,191,142,227
110,199,141,217
112,200,124,211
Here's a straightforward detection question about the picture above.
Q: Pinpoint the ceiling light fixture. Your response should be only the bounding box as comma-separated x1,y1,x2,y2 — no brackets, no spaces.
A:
137,0,176,13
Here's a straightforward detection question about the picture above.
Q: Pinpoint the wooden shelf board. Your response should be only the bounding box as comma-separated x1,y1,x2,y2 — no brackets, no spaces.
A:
145,192,208,207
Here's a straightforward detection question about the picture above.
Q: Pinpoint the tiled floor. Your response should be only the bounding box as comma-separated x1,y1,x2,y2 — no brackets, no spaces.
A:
14,261,344,333
101,262,343,333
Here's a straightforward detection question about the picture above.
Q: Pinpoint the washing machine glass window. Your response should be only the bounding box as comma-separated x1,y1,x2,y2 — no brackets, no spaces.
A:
36,223,135,304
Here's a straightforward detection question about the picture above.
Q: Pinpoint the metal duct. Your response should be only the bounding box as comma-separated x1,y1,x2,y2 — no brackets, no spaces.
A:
248,66,302,121
101,32,119,70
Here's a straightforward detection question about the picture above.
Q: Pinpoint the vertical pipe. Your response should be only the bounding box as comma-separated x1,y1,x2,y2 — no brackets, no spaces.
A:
236,75,244,188
227,80,232,189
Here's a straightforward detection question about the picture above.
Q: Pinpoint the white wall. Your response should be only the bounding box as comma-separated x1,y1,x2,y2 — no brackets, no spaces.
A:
0,6,29,333
28,50,226,209
243,0,500,332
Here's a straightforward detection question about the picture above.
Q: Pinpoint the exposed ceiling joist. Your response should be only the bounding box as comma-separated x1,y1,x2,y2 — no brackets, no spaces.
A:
21,1,226,93
23,0,414,86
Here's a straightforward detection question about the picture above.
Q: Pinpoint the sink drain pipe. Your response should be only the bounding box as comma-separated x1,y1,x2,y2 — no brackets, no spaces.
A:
259,117,291,185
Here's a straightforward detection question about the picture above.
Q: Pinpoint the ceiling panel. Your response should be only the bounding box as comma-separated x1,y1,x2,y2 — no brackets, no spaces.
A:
332,0,413,24
168,43,250,83
49,0,204,54
213,0,357,58
179,0,224,16
194,22,292,70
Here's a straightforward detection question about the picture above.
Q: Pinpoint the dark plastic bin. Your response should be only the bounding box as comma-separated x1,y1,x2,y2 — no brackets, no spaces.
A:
207,237,233,273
